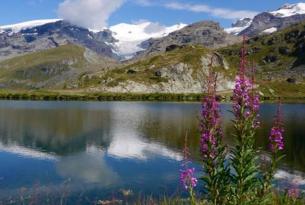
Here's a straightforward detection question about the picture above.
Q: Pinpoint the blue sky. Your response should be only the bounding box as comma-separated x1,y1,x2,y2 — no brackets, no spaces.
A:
0,0,303,28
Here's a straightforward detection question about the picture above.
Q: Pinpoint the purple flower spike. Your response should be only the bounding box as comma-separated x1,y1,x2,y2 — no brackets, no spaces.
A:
232,75,260,125
269,104,285,152
200,57,224,162
200,95,222,160
180,168,198,190
180,135,198,191
269,127,284,152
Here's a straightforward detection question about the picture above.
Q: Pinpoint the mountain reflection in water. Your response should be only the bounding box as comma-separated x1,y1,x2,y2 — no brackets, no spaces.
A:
0,101,304,202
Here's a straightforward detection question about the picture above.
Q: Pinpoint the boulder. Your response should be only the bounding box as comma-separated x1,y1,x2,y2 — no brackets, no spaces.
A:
286,78,296,83
263,55,278,63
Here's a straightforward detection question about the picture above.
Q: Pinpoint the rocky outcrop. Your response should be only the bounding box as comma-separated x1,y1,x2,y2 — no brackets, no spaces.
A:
232,18,252,27
90,53,234,94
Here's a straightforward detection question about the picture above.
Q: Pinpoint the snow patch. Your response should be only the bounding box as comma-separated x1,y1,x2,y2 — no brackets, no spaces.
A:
270,3,305,17
262,27,278,34
225,26,247,35
225,19,252,35
0,19,62,33
109,21,187,59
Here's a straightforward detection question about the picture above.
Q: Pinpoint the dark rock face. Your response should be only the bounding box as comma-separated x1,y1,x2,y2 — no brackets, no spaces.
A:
239,12,305,37
94,29,117,44
138,21,240,57
0,20,118,61
165,44,185,52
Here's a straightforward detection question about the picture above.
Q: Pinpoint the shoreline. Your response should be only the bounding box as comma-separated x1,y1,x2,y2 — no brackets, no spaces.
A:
1,90,305,103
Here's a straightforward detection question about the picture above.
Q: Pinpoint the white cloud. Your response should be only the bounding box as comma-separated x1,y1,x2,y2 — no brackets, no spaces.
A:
165,2,258,20
57,0,124,30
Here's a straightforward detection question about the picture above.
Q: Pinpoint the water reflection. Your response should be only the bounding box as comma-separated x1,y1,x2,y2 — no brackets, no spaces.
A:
0,101,304,202
57,146,119,185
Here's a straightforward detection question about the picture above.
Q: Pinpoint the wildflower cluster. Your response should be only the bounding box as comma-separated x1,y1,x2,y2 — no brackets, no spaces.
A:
179,36,286,205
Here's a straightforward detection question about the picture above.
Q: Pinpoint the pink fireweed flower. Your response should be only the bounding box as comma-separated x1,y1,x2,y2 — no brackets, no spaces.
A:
180,135,198,191
269,127,284,152
232,75,260,123
200,95,222,160
180,168,198,190
288,179,300,199
269,104,284,152
200,57,223,161
288,187,300,199
233,37,260,128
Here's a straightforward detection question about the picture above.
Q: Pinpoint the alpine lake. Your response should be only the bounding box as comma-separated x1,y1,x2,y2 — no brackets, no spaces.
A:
0,101,304,204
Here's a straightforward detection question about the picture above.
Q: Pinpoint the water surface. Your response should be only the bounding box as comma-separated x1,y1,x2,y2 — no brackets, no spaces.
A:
0,101,304,204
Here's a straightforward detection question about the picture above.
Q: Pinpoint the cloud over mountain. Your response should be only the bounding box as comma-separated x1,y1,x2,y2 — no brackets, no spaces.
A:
57,0,124,30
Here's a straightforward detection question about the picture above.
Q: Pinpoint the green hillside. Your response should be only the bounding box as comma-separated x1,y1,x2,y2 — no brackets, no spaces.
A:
218,21,305,97
0,44,115,89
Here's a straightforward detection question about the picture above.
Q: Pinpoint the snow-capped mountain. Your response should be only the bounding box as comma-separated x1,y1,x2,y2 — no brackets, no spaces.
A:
270,2,305,17
0,19,62,33
226,2,305,36
0,19,186,60
109,21,187,59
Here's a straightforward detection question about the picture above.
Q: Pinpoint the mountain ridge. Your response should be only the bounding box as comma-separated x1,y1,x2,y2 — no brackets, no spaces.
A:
226,2,305,36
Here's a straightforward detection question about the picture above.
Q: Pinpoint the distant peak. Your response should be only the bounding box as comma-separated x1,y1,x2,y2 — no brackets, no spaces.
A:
0,19,62,33
232,18,252,28
270,2,305,17
278,2,305,10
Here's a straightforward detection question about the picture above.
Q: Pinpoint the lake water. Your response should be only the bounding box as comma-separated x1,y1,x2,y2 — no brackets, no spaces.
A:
0,101,304,204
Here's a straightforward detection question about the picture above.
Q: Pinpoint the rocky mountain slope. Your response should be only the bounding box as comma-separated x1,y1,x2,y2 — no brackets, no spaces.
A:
137,21,241,57
226,3,305,36
0,20,117,61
